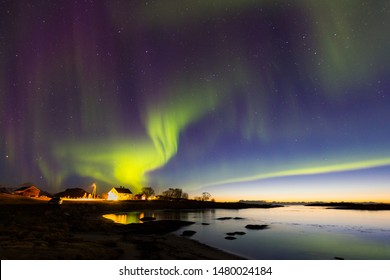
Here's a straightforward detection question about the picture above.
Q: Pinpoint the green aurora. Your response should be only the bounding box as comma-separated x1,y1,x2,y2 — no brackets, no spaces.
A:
1,0,390,200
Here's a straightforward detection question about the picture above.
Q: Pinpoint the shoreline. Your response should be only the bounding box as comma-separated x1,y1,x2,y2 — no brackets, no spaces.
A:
0,194,246,260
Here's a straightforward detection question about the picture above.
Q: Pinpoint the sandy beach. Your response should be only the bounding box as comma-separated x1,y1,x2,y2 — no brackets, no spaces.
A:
0,194,250,260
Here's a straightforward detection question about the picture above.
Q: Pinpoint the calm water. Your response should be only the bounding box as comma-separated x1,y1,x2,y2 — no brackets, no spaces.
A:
103,205,390,259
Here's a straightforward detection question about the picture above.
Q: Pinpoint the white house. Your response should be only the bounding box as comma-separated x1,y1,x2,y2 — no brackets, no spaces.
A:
107,186,132,201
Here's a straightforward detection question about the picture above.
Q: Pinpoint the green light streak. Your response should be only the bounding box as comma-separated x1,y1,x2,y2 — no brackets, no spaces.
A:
31,0,389,194
53,139,165,192
144,85,219,162
47,84,220,193
38,160,66,188
202,157,390,188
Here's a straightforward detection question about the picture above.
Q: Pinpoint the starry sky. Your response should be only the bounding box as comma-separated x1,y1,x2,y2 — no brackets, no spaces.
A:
1,0,390,202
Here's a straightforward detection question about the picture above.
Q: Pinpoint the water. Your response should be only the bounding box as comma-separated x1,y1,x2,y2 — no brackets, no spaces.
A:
103,205,390,259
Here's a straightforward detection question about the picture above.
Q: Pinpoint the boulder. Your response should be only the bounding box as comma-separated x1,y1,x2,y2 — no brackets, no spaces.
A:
226,231,246,236
245,224,269,230
225,236,236,240
181,230,197,237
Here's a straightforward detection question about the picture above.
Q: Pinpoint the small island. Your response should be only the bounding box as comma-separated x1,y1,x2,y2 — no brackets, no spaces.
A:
305,202,390,210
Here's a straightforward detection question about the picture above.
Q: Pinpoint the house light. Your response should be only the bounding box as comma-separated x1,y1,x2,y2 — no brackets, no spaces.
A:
107,192,118,201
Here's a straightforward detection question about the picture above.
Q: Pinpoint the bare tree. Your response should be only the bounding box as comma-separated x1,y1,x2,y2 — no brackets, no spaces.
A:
141,187,155,199
201,192,211,201
162,188,183,200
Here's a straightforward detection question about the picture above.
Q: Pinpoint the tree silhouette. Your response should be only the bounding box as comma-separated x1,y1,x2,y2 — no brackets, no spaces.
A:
162,188,183,199
141,187,155,199
201,192,211,201
182,192,189,200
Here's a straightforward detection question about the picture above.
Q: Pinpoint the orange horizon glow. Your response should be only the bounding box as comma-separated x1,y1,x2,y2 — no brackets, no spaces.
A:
212,195,390,204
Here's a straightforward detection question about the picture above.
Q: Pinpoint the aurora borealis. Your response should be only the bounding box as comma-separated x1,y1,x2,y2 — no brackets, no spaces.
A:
1,0,390,201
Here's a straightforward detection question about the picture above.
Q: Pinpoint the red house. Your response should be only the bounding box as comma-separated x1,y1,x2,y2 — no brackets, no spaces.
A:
13,185,40,197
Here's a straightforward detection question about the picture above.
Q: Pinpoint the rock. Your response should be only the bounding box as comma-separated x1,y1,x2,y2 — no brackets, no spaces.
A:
225,236,236,240
233,217,244,220
334,257,344,260
226,231,246,236
216,217,232,220
181,230,197,237
201,223,210,225
245,224,269,230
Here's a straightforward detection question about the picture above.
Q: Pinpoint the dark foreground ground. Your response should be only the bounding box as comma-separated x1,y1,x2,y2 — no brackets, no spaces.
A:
0,194,280,260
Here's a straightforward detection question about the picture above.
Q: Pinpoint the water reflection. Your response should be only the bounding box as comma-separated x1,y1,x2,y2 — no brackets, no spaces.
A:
102,209,217,224
102,213,144,224
102,206,390,259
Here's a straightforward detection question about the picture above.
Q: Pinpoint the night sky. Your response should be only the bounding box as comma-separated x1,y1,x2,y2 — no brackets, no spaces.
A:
1,0,390,202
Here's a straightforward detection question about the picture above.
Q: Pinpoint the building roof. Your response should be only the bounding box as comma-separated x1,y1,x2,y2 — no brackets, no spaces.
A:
55,188,89,198
112,187,132,194
15,185,39,192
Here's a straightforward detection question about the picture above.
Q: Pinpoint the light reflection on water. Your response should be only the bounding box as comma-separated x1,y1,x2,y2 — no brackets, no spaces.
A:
102,213,144,224
102,205,390,259
103,209,217,224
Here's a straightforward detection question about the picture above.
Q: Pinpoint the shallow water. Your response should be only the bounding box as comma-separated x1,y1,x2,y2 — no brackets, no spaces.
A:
103,205,390,259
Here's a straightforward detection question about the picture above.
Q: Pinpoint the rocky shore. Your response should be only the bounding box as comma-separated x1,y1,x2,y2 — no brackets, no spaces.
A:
0,194,277,260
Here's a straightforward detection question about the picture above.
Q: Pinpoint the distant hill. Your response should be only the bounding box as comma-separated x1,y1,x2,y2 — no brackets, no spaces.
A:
0,187,13,194
239,200,267,204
